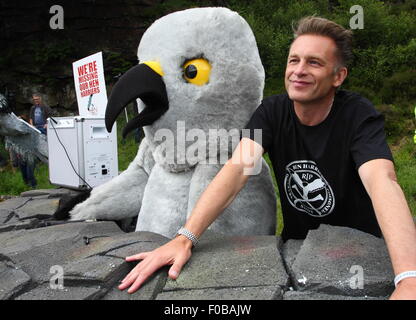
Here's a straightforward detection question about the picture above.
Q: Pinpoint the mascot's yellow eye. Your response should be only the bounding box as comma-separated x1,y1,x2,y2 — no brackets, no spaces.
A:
183,59,211,86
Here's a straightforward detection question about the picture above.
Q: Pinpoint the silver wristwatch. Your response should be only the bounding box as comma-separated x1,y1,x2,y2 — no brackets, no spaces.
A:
177,227,199,247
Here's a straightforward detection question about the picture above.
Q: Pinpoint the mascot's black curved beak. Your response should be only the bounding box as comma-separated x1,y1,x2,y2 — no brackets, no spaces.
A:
105,63,169,138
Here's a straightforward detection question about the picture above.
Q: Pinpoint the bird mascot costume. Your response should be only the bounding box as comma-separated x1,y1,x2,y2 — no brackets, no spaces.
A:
71,7,277,238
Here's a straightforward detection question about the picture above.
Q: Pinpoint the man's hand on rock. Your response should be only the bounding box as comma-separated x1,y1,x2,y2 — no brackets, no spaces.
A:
118,235,193,294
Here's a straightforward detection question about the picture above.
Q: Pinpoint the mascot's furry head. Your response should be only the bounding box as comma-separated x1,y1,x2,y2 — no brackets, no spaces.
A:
106,7,265,172
71,7,277,238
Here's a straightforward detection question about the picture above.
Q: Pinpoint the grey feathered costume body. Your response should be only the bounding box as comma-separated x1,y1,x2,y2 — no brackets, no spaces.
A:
70,7,277,238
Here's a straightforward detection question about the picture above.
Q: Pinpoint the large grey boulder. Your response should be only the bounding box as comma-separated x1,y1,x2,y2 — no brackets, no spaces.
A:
283,290,387,300
15,285,103,300
159,233,287,300
288,224,395,297
0,188,88,233
157,286,282,300
0,260,31,300
0,220,170,300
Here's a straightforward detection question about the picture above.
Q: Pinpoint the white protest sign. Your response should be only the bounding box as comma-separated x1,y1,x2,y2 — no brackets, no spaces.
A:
72,52,107,118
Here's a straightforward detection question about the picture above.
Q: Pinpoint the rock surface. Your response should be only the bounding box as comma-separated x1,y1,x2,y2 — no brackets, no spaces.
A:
287,225,395,297
0,188,398,300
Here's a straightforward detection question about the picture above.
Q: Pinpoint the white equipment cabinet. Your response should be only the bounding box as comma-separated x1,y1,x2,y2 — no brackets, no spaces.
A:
47,117,118,189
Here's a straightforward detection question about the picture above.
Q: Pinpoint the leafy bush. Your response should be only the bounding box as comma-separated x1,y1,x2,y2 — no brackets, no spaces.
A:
32,41,75,68
103,51,136,84
393,137,416,215
381,70,416,104
377,103,415,142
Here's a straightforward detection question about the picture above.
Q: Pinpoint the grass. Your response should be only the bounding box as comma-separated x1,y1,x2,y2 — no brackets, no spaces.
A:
392,136,416,216
114,112,140,171
263,154,283,235
0,162,53,195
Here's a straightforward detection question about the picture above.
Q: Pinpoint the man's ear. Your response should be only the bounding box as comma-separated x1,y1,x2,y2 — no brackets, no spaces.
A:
333,66,348,88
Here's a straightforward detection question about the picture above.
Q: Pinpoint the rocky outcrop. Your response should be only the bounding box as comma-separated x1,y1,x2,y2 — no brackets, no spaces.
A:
0,188,396,300
0,0,224,116
0,0,161,115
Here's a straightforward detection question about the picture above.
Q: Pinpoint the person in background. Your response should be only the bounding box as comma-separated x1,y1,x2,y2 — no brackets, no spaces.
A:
0,151,7,170
29,93,52,135
16,114,37,188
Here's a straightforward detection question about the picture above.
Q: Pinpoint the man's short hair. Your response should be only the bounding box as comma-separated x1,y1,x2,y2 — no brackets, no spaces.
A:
32,92,42,98
292,16,353,68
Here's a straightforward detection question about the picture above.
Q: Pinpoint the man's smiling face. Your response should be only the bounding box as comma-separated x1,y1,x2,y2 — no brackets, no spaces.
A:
285,34,346,105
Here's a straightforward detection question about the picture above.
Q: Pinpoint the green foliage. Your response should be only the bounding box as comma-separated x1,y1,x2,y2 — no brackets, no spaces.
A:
0,162,54,195
143,0,197,16
332,0,414,47
378,103,415,142
263,153,283,235
227,0,416,105
103,52,136,84
140,0,229,23
393,137,416,215
0,47,24,70
381,70,416,104
115,108,140,171
31,41,75,68
21,40,77,88
388,0,416,14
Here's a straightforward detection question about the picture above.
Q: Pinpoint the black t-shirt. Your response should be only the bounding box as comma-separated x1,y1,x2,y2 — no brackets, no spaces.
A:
244,90,393,241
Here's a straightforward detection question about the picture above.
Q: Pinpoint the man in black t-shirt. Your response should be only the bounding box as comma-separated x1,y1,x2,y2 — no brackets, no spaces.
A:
245,89,393,242
118,17,416,299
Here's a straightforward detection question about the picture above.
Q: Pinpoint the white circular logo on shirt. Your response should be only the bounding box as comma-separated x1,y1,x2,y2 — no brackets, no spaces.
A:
284,160,335,217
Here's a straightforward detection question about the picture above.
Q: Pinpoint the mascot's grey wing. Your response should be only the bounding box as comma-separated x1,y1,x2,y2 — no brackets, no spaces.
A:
0,112,48,164
69,137,154,221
